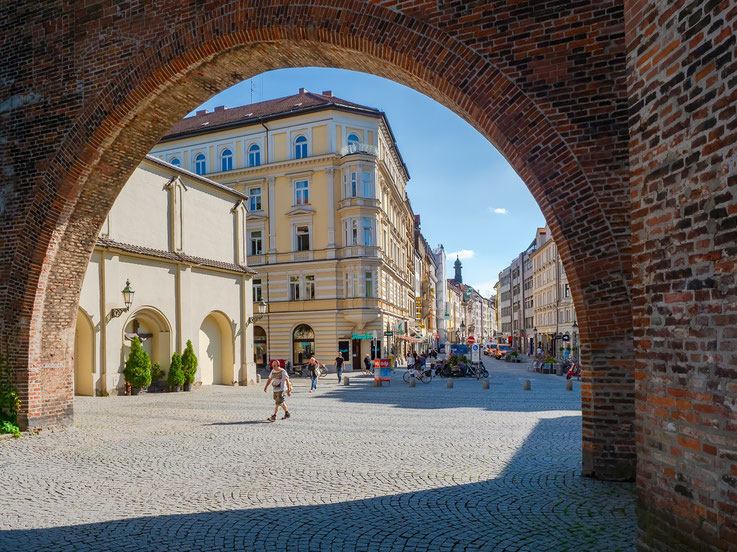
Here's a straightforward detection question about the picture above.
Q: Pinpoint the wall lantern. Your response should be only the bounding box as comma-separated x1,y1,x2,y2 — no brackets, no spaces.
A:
110,279,135,319
247,298,268,327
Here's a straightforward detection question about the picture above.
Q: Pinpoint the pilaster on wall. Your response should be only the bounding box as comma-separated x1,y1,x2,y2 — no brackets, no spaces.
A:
626,0,737,549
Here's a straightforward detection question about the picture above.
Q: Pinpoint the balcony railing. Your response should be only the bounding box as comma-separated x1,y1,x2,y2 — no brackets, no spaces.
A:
340,143,378,157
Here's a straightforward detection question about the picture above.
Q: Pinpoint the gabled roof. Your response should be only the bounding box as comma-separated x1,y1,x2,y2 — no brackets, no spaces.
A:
162,90,380,140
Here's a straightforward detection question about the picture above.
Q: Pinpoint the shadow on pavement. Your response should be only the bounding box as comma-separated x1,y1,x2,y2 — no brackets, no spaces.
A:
1,415,635,552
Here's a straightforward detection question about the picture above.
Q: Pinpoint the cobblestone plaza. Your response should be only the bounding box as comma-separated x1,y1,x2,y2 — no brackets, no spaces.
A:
1,360,635,551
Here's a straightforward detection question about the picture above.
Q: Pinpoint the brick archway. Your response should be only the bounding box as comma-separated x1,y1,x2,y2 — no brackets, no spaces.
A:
2,2,632,483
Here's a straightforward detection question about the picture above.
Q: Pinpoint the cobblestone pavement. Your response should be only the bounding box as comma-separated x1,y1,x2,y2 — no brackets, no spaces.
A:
1,359,635,551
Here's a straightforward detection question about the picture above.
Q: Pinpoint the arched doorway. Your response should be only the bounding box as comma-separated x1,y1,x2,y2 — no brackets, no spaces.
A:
199,312,235,385
74,309,95,397
254,326,267,369
292,324,315,369
123,308,172,371
5,2,636,485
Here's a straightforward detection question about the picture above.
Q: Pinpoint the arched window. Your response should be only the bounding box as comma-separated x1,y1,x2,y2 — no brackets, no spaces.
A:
170,157,181,167
295,135,307,159
194,153,206,175
347,133,360,146
220,149,233,172
292,324,315,367
248,144,261,167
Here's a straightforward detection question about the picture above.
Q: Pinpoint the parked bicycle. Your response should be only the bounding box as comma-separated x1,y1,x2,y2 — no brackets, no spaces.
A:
403,367,433,384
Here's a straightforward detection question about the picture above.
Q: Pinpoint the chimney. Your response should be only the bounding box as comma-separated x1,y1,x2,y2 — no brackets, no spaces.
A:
322,90,333,97
196,109,208,116
298,87,307,94
214,105,226,113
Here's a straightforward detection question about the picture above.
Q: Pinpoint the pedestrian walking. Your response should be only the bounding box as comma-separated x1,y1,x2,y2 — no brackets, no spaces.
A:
263,359,292,422
334,353,344,383
407,353,414,371
363,353,372,376
308,356,319,392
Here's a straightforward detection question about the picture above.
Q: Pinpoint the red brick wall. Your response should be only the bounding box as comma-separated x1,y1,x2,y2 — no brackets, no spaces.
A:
1,1,632,480
626,0,737,550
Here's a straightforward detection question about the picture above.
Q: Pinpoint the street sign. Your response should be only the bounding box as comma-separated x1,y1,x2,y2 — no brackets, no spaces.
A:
384,331,393,336
467,336,475,345
562,335,570,342
471,343,480,362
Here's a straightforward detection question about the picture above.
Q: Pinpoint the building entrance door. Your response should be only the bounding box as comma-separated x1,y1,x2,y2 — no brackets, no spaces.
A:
351,339,361,371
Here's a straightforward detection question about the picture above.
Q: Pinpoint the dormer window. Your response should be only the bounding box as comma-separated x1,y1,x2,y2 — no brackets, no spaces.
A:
194,153,206,175
295,135,307,159
220,149,233,172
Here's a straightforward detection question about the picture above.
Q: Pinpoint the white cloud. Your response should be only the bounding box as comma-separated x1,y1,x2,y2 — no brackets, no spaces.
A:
490,207,509,215
448,249,475,260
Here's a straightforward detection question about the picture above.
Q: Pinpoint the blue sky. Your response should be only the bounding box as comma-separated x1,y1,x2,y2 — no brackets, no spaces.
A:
189,68,545,297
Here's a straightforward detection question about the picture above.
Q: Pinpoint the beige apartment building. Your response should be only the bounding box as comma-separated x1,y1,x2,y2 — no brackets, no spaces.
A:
530,226,576,356
151,89,417,370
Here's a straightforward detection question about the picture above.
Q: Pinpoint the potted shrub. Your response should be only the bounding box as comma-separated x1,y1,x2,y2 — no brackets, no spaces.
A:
542,354,556,374
181,339,198,391
124,337,152,395
167,352,185,392
149,362,167,393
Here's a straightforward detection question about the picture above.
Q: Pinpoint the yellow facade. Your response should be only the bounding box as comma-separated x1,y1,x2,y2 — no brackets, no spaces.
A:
151,93,418,369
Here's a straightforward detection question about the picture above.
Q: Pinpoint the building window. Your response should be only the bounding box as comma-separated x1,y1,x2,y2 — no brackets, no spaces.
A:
564,283,570,298
221,149,233,171
350,171,358,197
347,133,359,146
351,220,359,246
170,157,181,167
249,187,262,211
290,276,301,300
295,180,309,205
296,225,310,251
305,275,315,299
253,279,262,302
194,153,206,175
362,218,372,246
295,135,307,159
248,144,261,167
365,272,373,298
362,171,372,198
249,230,262,255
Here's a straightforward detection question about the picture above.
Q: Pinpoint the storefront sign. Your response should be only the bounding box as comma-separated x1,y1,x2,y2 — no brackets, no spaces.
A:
384,331,393,336
352,332,374,341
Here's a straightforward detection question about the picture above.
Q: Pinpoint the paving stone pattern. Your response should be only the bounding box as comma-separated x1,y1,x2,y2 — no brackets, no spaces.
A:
0,360,635,551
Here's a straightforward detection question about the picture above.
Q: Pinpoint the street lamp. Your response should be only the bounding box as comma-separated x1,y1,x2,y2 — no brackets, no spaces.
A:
460,321,466,342
246,298,267,327
572,321,579,363
110,279,135,318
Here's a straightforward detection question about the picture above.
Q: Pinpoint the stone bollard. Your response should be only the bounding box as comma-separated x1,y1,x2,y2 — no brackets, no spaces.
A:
482,379,490,390
408,377,416,387
447,379,454,389
256,374,261,384
566,380,573,391
523,380,531,391
343,377,350,386
374,379,382,387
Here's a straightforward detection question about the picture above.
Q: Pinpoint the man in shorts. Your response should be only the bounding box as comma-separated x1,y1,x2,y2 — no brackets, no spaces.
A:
264,359,292,422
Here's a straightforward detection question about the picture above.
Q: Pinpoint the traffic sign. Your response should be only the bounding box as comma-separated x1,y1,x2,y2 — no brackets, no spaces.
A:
471,343,480,362
467,336,475,345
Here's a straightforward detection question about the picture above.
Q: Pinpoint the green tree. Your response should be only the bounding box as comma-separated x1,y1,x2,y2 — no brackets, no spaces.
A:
181,340,198,385
123,337,152,389
167,352,185,387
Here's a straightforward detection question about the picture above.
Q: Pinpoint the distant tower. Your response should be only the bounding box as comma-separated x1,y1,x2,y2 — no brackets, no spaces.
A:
453,256,463,283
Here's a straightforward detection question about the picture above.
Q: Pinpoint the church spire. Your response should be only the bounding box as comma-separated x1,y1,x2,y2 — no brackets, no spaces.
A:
453,256,463,283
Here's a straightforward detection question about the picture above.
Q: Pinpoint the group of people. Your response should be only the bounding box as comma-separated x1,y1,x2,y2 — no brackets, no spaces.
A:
263,351,374,422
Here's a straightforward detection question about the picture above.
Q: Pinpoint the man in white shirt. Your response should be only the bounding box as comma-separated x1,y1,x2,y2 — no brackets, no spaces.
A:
264,359,293,422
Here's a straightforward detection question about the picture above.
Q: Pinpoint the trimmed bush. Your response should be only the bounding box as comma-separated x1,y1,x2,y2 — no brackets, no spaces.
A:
151,362,165,381
167,352,185,387
182,340,198,385
123,337,152,389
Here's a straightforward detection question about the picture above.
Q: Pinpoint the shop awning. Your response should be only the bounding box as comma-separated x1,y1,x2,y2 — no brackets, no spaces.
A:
396,335,422,343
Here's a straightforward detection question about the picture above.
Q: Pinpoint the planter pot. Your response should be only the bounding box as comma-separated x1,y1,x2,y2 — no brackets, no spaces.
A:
183,383,192,392
169,385,181,392
131,387,143,396
149,380,166,393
